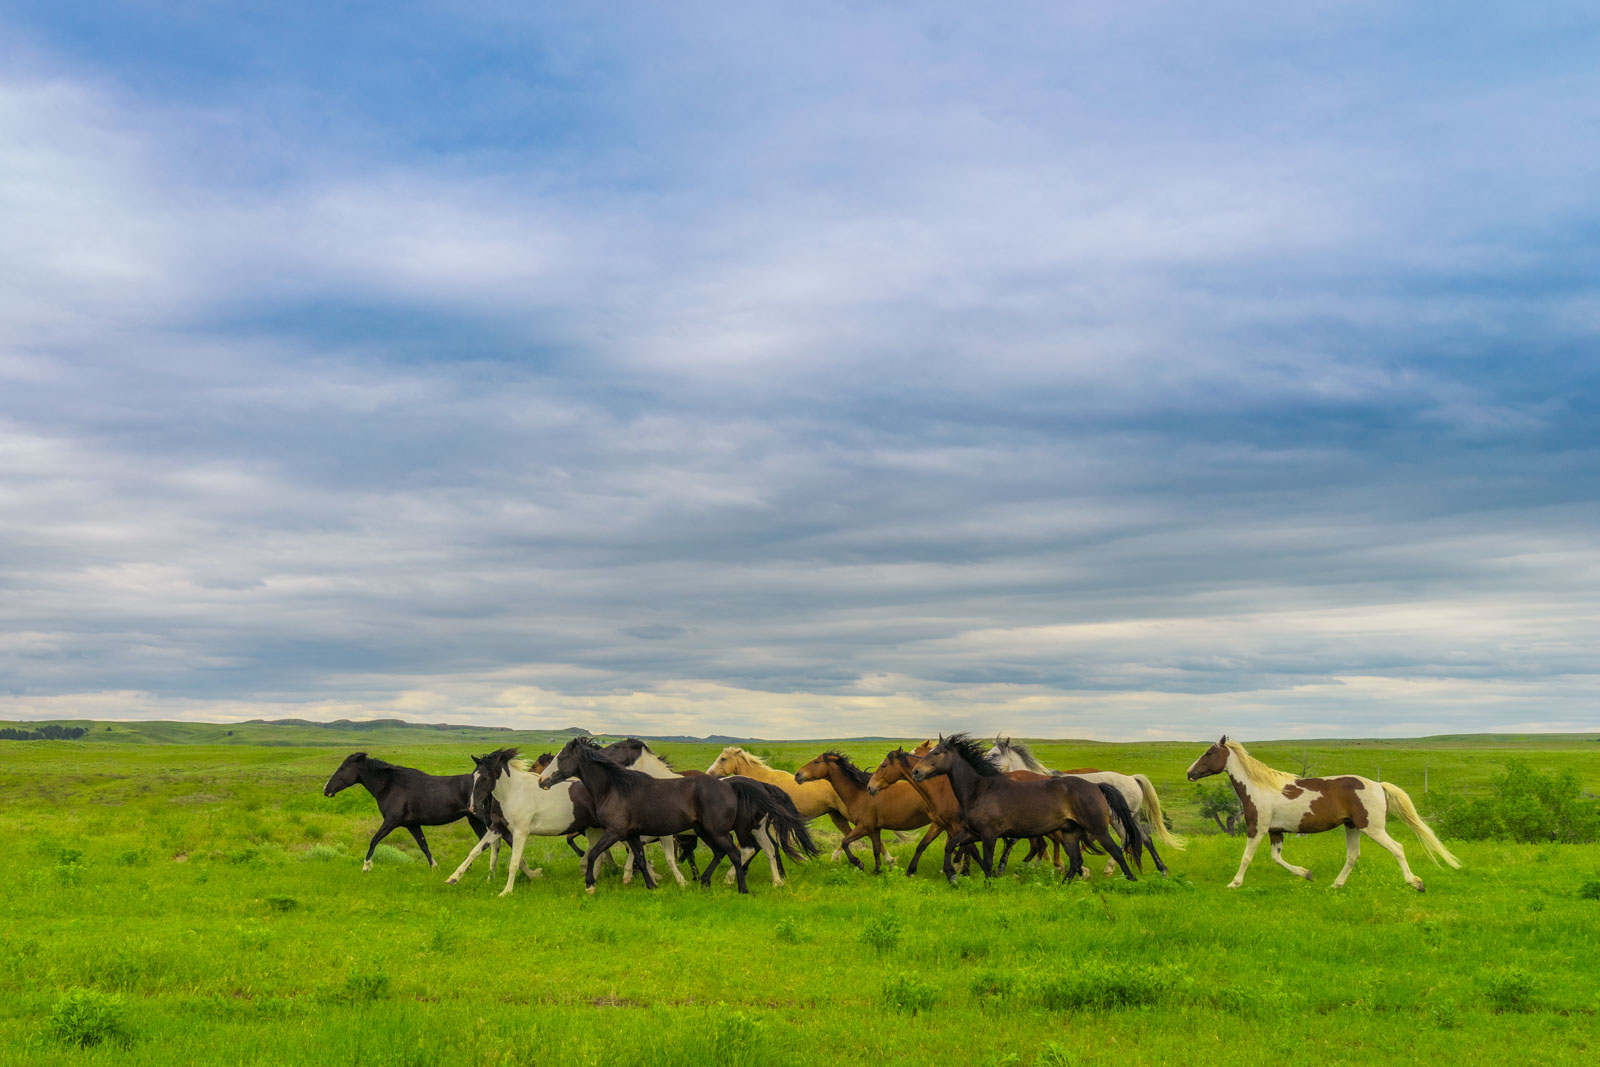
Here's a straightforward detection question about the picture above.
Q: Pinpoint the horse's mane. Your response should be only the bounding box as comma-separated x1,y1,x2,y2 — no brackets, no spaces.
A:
719,746,763,767
606,737,673,770
575,737,649,794
822,750,871,788
1224,740,1297,790
347,751,399,772
990,736,1048,772
482,747,519,764
943,733,1000,777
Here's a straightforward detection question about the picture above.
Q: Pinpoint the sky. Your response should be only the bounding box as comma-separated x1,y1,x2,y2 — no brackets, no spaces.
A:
2,2,1597,740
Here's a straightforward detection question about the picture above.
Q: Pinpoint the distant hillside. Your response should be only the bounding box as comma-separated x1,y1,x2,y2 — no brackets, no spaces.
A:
0,719,600,748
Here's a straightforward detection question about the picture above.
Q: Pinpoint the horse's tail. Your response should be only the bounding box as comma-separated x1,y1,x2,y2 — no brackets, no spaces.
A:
1098,781,1144,870
1133,774,1186,850
1381,782,1461,868
732,778,820,861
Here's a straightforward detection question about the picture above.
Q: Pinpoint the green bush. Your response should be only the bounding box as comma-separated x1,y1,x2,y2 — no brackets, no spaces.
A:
1031,963,1175,1010
1480,967,1537,1012
338,970,391,1003
1578,878,1600,901
50,989,129,1048
1430,761,1600,843
882,973,938,1014
859,913,900,956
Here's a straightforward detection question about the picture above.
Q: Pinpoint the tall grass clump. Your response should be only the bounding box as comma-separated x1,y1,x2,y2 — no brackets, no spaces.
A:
50,988,129,1048
882,973,938,1014
1030,962,1177,1010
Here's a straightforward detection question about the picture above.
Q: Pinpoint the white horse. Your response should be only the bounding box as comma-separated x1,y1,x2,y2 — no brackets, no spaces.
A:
986,736,1184,876
446,750,591,897
1186,736,1460,891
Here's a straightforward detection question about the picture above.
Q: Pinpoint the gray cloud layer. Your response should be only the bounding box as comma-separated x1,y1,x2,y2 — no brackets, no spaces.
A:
2,4,1597,737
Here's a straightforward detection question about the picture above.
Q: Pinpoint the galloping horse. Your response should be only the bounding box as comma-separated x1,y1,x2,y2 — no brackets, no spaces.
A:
706,747,856,859
795,751,930,874
912,734,1141,883
1186,736,1460,891
445,748,599,896
540,737,757,894
986,736,1179,875
323,752,489,872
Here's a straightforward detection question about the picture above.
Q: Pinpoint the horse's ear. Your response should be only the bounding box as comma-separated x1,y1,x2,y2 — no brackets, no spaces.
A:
1218,734,1228,746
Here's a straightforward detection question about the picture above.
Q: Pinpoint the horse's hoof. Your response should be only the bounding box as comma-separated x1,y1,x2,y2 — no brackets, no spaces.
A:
585,886,596,895
531,868,544,879
444,876,458,885
361,862,372,872
1226,880,1242,889
1412,880,1426,892
1302,870,1314,881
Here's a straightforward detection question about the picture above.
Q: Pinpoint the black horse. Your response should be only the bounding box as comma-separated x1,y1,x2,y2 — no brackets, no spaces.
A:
323,752,488,871
541,737,765,893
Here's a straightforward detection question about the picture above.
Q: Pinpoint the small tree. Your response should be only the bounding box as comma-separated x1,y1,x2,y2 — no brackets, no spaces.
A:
1430,760,1600,844
1196,781,1243,835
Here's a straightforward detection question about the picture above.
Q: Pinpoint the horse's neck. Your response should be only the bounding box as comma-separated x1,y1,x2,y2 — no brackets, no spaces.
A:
824,764,867,803
942,755,987,816
356,764,393,799
631,752,679,779
1223,753,1271,807
736,759,780,784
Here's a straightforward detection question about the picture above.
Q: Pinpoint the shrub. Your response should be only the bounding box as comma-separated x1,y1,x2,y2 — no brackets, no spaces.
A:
708,1010,765,1066
1578,878,1600,901
1194,782,1242,835
1036,1043,1076,1067
774,915,808,944
1480,967,1537,1012
859,913,901,956
306,845,343,861
1031,963,1175,1010
371,844,415,865
969,969,1016,999
50,989,128,1048
1430,761,1600,844
882,973,938,1013
338,970,391,1003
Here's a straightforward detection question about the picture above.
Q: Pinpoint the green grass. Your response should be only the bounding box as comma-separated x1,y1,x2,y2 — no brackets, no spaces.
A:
1,730,1597,1064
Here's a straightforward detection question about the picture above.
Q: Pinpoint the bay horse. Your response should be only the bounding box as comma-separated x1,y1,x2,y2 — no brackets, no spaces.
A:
987,736,1179,875
912,734,1140,883
865,746,1053,879
540,737,756,894
706,747,856,859
795,750,930,874
445,747,600,896
1186,736,1460,891
323,752,488,872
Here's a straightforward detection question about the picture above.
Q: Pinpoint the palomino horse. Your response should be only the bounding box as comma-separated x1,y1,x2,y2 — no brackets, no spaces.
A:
540,737,757,894
986,736,1179,875
1186,736,1460,891
445,748,598,896
795,751,930,874
912,734,1140,883
707,747,856,859
323,752,489,872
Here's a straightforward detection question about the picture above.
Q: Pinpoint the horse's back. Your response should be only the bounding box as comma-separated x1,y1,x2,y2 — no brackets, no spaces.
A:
1273,775,1380,833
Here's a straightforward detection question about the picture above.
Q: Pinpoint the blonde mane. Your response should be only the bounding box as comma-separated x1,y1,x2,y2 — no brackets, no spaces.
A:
1224,740,1298,790
508,758,534,773
719,746,766,768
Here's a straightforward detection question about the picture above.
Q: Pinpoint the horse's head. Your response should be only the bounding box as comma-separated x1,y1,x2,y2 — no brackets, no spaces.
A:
531,753,553,774
910,738,936,757
1186,735,1230,781
706,746,744,776
910,736,955,782
323,752,366,797
468,748,518,817
793,752,832,785
866,749,913,795
540,737,594,789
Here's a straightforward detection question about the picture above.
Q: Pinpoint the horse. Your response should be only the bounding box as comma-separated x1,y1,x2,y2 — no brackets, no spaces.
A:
445,747,601,896
589,739,706,886
322,752,489,872
795,751,930,874
912,734,1140,883
987,736,1178,875
1185,736,1461,891
540,737,759,894
866,746,1026,880
706,746,856,858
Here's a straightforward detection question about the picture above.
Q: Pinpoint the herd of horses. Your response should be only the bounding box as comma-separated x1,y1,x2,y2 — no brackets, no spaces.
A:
322,733,1461,895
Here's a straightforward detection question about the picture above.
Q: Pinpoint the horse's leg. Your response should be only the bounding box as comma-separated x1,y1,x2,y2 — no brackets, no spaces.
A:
710,830,748,893
657,836,688,887
942,829,976,885
1060,833,1084,881
405,825,437,868
677,834,701,882
1143,832,1168,877
1332,825,1362,888
1363,825,1424,891
826,810,853,862
362,818,399,872
445,831,494,885
835,825,869,870
906,825,941,876
697,828,726,887
1022,837,1047,864
566,834,586,859
754,825,783,886
583,829,623,894
868,829,885,874
978,836,997,878
995,837,1018,874
628,836,657,890
1227,831,1265,888
499,830,530,897
487,833,499,879
1269,829,1312,880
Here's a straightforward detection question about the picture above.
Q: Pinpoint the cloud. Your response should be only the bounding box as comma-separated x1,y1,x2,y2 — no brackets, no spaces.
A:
1,5,1598,738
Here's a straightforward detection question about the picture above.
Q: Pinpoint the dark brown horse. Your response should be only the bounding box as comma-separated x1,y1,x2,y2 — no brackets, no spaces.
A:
323,752,489,872
911,734,1140,883
540,737,754,893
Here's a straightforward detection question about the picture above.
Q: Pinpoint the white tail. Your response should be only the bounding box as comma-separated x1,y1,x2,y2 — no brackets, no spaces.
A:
1134,774,1186,850
1381,782,1461,868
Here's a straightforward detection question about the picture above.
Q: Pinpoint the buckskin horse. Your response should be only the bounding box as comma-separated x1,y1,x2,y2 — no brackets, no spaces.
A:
795,750,930,874
1185,736,1460,891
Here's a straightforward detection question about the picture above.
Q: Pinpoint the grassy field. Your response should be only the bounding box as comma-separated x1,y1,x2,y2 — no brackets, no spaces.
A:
2,724,1597,1065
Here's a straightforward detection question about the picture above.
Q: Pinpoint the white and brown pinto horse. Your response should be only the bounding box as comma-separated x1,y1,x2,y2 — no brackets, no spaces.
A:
1186,736,1460,892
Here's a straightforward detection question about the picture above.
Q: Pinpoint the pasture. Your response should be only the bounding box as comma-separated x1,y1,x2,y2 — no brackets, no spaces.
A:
2,726,1597,1065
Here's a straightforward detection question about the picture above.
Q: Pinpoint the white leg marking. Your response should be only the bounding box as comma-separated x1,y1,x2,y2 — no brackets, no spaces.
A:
1270,835,1313,880
1227,832,1264,888
1364,825,1422,890
1332,825,1361,888
499,833,528,897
